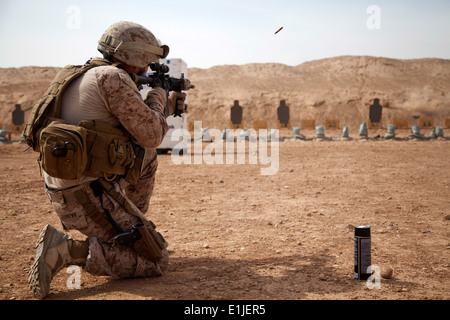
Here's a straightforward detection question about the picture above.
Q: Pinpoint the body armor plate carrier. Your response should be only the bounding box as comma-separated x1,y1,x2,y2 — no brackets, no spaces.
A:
23,58,143,184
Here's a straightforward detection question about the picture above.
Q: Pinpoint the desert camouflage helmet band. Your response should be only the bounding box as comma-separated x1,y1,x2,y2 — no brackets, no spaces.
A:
98,34,169,59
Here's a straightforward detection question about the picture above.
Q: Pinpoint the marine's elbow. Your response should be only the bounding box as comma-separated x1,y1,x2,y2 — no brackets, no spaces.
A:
139,126,168,148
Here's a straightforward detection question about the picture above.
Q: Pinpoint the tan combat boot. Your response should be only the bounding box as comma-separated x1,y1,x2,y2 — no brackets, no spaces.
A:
28,224,89,299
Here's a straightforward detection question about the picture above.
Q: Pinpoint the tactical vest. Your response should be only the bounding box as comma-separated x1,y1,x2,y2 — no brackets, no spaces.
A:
23,58,143,184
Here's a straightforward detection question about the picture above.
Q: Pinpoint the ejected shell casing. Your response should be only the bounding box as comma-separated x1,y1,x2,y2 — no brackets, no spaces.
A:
275,27,283,34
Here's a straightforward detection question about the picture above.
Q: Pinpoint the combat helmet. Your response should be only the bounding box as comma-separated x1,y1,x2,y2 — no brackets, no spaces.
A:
97,21,169,68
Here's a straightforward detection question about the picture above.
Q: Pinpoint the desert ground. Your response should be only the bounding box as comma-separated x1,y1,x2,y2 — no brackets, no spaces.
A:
0,56,449,303
0,128,449,301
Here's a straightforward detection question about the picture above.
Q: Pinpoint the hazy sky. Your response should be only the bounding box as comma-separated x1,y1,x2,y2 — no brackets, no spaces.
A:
1,0,449,69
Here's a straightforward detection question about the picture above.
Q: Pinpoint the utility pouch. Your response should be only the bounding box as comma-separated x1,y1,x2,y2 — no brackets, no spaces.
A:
39,121,88,179
79,120,136,181
114,224,166,262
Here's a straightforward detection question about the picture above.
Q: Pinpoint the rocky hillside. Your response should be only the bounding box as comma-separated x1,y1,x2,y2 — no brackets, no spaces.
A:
0,66,60,129
188,56,450,130
1,56,449,133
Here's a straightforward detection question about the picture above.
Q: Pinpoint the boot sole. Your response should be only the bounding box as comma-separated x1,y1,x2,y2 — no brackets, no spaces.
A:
28,224,58,299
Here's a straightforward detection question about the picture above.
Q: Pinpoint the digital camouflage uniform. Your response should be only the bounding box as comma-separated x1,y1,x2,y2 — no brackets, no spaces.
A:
27,21,182,299
43,65,169,277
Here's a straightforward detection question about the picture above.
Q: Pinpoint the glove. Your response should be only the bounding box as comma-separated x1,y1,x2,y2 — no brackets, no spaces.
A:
168,91,187,116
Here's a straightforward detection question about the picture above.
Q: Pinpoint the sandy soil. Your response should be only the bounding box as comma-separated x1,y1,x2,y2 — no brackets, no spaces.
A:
0,130,449,300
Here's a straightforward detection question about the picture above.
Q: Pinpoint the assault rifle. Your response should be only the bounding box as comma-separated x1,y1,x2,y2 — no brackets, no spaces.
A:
136,62,195,117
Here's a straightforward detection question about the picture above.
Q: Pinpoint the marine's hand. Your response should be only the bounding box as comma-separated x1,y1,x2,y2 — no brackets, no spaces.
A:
168,91,186,116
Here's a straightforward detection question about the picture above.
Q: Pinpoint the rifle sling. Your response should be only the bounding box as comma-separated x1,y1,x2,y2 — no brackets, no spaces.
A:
96,178,155,228
73,183,121,237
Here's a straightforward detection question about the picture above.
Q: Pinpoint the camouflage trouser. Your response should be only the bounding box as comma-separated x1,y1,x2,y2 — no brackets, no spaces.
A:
45,148,169,278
